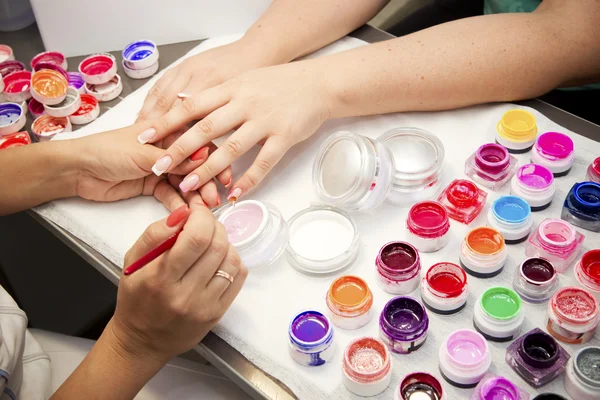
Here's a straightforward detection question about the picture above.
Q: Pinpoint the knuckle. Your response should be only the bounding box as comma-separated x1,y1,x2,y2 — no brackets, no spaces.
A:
238,264,249,280
182,98,196,115
150,84,162,98
187,231,212,253
195,118,215,137
227,248,242,269
155,94,169,110
255,158,272,173
201,162,215,178
157,117,171,132
209,239,228,259
223,139,243,158
140,227,159,248
169,142,188,160
244,172,258,188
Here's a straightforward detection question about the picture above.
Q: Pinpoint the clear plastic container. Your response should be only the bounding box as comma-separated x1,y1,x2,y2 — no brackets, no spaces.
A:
525,218,584,273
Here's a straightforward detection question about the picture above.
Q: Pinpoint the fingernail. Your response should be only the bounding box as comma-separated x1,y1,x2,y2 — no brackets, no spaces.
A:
224,177,232,188
177,93,190,98
179,174,200,192
137,128,156,144
227,188,242,202
152,155,172,176
190,146,210,162
166,205,189,227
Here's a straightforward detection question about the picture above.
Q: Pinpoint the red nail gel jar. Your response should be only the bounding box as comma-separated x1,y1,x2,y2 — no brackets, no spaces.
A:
438,179,487,224
406,201,450,253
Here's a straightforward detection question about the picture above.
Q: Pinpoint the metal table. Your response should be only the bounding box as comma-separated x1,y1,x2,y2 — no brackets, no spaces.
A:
3,23,599,400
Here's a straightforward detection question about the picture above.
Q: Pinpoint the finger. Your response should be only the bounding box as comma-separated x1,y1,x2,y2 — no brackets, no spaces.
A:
149,177,186,212
182,222,231,289
218,263,248,307
137,71,176,122
138,73,190,122
168,174,207,209
181,142,232,187
199,180,220,208
204,244,241,297
227,138,289,201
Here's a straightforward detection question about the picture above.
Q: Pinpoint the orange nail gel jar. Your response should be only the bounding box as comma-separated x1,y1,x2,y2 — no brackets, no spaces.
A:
326,275,373,330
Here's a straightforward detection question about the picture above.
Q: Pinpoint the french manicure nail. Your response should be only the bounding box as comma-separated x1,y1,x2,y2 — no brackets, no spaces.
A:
190,146,210,162
227,188,242,202
152,155,172,176
177,93,191,98
179,174,200,193
137,128,156,144
166,205,189,227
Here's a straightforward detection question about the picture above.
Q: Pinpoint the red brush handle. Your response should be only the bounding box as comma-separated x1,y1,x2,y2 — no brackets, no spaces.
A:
123,231,181,276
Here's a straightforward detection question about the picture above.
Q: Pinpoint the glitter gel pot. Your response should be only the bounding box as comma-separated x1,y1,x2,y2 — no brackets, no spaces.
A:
575,250,600,301
487,196,533,244
376,241,421,295
587,157,600,183
459,227,507,278
547,287,599,345
495,109,538,153
473,287,524,342
326,276,373,329
395,372,445,400
531,132,575,177
342,337,392,397
511,164,556,211
469,373,530,400
421,262,468,315
406,201,450,253
313,131,395,211
288,310,334,366
438,329,491,388
561,182,600,232
437,179,487,224
379,296,429,354
525,218,584,273
513,258,559,303
564,347,600,400
464,143,518,190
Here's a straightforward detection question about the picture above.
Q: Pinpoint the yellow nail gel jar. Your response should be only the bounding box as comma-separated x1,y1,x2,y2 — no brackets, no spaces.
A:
496,109,538,154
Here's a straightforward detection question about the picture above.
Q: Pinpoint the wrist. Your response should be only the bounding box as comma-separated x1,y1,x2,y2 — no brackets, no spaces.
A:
238,28,296,66
46,139,84,199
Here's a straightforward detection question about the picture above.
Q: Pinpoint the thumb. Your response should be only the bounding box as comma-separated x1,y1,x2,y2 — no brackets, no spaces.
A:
124,205,190,265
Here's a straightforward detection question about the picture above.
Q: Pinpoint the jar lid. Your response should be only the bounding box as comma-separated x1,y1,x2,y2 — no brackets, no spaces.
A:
69,94,100,125
0,45,14,63
0,102,26,136
31,69,69,105
122,59,159,80
122,40,159,70
0,131,31,149
79,54,118,85
0,60,25,77
286,205,359,274
2,70,32,103
85,74,123,102
32,114,71,141
68,72,86,94
32,61,69,81
31,51,68,70
44,87,81,117
28,98,45,119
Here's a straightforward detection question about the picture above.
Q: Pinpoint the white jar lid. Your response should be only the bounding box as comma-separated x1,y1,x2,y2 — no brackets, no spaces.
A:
44,87,81,117
85,74,123,102
122,59,159,80
79,54,118,85
32,114,72,141
0,102,26,136
122,40,159,70
69,94,100,125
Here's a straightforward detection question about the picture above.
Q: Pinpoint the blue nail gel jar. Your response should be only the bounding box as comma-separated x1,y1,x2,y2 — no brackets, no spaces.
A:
561,182,600,232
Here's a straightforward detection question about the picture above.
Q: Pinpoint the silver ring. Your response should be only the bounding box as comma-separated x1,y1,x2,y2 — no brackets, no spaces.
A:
214,270,234,284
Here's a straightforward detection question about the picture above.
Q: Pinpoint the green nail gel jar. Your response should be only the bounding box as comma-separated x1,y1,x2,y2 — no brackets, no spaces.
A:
474,286,524,341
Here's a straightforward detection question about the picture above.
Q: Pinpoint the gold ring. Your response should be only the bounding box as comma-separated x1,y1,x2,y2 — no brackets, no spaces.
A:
214,270,234,283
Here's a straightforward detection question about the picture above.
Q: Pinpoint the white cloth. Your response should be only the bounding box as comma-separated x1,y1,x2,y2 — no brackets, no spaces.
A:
34,35,600,399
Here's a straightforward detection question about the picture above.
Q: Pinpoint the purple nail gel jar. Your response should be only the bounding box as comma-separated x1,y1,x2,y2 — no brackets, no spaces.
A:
465,143,518,190
379,296,429,354
469,373,530,400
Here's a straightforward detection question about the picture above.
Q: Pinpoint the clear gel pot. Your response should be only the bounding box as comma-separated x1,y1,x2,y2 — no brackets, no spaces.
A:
469,373,529,400
564,347,600,400
378,127,445,206
313,131,395,211
379,296,429,354
473,286,524,342
495,109,538,153
421,262,468,315
531,132,575,177
326,275,373,330
342,337,392,397
376,241,421,295
394,372,445,400
288,310,335,366
406,201,450,253
438,329,491,388
459,227,507,278
513,258,559,303
561,181,600,232
525,218,585,273
217,200,288,270
511,163,556,211
575,250,600,301
487,196,533,244
547,287,599,345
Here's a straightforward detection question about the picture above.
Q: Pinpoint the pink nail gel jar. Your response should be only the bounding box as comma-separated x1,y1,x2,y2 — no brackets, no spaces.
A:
342,337,392,397
586,157,600,183
525,218,585,273
464,143,518,190
469,373,530,400
376,241,421,295
421,262,468,315
406,201,450,253
511,164,556,211
564,346,600,400
438,329,491,388
394,372,445,400
531,132,575,177
547,287,599,345
574,250,600,301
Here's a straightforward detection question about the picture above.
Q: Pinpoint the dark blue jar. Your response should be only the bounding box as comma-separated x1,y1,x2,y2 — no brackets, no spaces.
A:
561,182,600,232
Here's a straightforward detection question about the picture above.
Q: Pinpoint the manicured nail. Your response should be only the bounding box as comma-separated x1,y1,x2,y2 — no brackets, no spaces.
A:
190,146,209,162
137,128,156,144
227,188,242,202
152,155,172,176
177,93,190,98
224,177,232,188
179,174,199,193
166,205,189,227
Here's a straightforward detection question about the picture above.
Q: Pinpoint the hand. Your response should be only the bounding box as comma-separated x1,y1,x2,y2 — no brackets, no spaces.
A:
146,61,331,201
109,203,247,361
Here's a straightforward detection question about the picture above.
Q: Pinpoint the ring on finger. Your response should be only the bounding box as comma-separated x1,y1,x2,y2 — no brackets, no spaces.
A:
214,269,234,284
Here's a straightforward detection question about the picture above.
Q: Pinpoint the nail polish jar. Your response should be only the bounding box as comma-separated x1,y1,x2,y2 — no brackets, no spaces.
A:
67,72,86,94
31,114,72,141
395,372,445,400
487,196,533,244
473,286,524,342
69,94,100,125
379,296,429,354
406,201,450,253
30,69,69,105
28,98,44,119
44,87,81,118
437,179,487,224
122,40,159,70
525,218,585,273
564,346,600,400
586,157,600,183
0,131,30,150
495,109,538,153
313,131,395,211
547,287,599,344
531,132,575,177
342,337,392,397
217,200,289,270
513,258,559,303
506,328,570,388
285,206,359,274
326,275,373,329
376,241,421,295
0,60,25,78
575,250,600,301
85,74,123,102
2,70,32,102
31,50,68,70
469,373,530,400
0,102,26,136
288,310,335,366
32,61,69,81
438,329,491,388
561,182,600,232
421,262,468,314
532,394,567,400
459,227,507,278
78,54,117,85
464,143,518,190
378,127,445,206
511,164,555,211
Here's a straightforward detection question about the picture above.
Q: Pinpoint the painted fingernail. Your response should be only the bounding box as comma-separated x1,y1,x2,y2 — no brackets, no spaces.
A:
166,205,189,227
190,146,210,162
224,177,232,188
152,155,172,176
137,128,156,144
177,93,191,98
227,188,242,202
179,174,200,193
